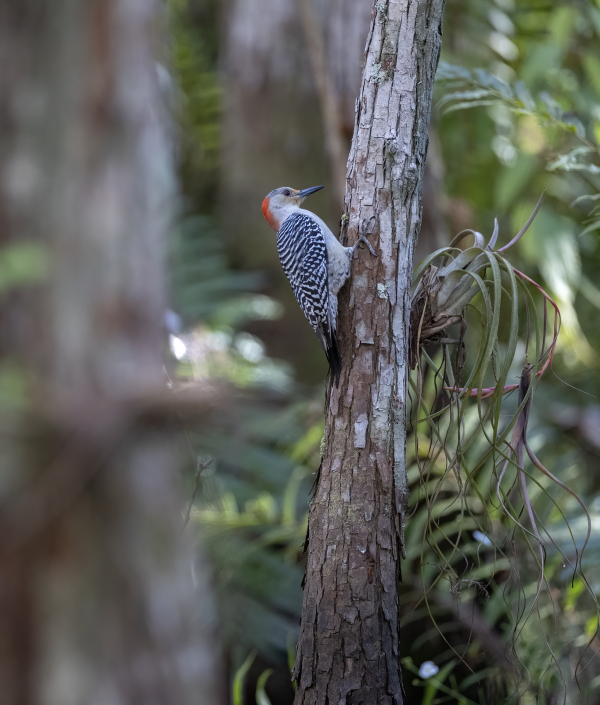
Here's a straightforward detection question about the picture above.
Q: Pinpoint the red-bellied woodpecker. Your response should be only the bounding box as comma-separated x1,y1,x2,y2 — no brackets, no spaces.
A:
262,185,377,383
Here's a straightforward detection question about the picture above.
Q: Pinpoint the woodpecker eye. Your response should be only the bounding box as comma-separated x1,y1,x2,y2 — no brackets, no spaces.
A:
283,189,291,196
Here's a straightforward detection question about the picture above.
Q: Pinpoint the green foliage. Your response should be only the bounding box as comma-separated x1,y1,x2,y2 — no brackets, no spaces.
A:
188,408,318,661
437,60,600,202
438,62,589,143
409,203,600,692
170,215,262,324
169,213,315,671
169,0,221,210
173,21,219,169
0,242,48,292
167,205,318,665
438,1,600,371
233,651,256,705
169,213,291,389
232,652,275,705
409,1,600,698
0,242,49,411
256,669,274,705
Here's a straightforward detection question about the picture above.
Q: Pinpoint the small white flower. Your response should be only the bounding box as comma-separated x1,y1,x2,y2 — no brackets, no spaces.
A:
418,661,439,679
473,530,492,547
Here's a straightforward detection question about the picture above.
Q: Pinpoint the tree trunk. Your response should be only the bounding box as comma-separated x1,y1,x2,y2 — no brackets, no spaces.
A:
0,2,224,703
293,2,446,704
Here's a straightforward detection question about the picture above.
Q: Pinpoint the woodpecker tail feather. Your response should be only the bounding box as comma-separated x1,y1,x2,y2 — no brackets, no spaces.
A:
316,325,342,385
327,332,342,385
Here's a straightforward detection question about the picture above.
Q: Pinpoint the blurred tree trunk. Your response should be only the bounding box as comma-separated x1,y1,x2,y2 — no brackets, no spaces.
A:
0,2,223,704
293,2,446,703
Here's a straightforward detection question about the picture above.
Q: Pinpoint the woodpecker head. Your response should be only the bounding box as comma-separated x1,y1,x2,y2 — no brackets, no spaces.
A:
262,185,324,231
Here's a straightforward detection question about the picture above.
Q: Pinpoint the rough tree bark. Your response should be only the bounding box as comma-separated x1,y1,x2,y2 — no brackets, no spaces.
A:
293,2,446,704
0,2,223,703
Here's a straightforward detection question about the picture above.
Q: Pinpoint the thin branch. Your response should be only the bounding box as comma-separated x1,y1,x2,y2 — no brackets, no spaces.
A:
183,458,214,528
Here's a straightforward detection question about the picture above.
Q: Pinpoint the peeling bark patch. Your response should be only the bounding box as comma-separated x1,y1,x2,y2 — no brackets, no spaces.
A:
353,414,368,448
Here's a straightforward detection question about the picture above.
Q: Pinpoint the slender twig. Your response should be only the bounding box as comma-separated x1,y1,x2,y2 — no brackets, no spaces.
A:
183,457,213,528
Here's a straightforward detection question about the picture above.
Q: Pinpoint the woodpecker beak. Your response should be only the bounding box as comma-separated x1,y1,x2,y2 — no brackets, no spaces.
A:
296,185,324,199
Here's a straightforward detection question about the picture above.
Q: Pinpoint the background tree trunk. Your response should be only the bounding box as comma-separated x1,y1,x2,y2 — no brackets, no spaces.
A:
0,2,224,703
293,2,446,703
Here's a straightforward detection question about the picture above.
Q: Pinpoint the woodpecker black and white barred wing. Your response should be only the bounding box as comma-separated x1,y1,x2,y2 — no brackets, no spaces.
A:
276,212,341,381
276,213,329,329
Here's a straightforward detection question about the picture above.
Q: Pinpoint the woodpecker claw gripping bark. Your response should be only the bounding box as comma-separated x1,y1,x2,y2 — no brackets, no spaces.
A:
262,185,377,384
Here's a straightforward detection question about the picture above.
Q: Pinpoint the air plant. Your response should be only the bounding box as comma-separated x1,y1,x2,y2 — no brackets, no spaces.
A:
409,191,598,695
